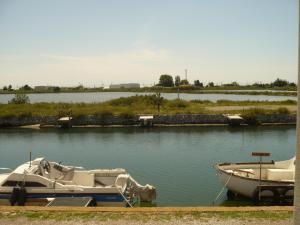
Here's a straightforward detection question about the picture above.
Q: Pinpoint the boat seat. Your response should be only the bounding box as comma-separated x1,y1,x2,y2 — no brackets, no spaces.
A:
72,171,95,187
266,169,294,181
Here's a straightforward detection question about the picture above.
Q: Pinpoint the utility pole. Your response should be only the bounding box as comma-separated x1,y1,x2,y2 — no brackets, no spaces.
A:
294,1,300,223
185,69,188,80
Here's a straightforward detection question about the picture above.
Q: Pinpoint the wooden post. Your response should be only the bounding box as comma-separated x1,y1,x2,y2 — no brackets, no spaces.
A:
252,152,271,201
294,1,300,222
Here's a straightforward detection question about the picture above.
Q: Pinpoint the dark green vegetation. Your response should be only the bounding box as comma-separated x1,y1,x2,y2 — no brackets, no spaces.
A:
156,76,296,89
0,210,292,222
8,93,30,104
0,95,296,119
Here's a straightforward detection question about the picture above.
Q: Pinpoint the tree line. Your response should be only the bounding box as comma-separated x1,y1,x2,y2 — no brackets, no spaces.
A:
157,74,296,88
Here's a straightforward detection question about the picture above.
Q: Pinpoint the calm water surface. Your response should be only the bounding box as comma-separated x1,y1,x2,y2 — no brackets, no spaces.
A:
0,92,296,103
0,126,295,206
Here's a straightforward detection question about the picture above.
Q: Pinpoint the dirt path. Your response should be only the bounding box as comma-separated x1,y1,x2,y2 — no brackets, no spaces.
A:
0,217,292,225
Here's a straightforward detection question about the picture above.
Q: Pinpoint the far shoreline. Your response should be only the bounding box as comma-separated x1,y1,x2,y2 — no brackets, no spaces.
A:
0,88,297,97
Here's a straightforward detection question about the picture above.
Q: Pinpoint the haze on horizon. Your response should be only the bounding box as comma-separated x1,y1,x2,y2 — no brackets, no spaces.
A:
0,0,297,88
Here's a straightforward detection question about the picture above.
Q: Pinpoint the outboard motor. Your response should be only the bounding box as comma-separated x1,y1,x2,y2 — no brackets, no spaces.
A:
115,174,156,203
138,184,156,203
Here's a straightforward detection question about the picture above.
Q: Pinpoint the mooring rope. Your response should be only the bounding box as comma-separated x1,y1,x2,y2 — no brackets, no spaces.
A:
212,172,233,205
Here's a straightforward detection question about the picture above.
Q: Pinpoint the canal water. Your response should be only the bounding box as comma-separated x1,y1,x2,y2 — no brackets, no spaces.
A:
0,92,296,103
0,125,295,206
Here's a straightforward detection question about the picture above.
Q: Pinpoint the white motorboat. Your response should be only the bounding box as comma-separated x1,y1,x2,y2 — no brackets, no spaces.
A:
0,158,156,206
215,156,295,202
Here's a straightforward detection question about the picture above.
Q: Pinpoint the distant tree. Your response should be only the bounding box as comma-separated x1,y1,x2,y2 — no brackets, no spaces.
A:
180,79,189,85
73,85,84,90
174,76,181,87
53,86,61,92
159,74,174,87
9,93,30,104
252,82,261,87
207,82,214,87
194,80,203,87
252,82,269,88
78,85,84,90
20,84,33,91
271,78,288,87
8,85,13,91
3,86,7,91
289,82,297,87
223,82,239,87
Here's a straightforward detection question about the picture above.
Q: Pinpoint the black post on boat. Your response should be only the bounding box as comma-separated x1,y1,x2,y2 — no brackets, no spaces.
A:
252,152,271,201
29,150,32,168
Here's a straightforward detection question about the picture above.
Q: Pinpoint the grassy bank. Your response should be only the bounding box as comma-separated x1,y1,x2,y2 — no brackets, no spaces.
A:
0,209,292,223
0,96,296,119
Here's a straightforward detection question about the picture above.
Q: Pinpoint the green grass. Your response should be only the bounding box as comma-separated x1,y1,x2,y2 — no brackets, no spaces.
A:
0,95,296,119
0,210,292,222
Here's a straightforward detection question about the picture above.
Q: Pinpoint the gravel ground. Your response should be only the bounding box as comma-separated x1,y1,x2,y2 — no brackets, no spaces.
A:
0,217,292,225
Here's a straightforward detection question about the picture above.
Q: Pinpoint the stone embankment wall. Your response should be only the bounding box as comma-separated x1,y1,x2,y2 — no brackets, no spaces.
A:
0,114,296,127
153,114,227,124
256,114,296,123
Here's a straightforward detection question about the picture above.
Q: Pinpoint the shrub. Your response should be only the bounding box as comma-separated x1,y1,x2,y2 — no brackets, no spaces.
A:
94,110,114,120
277,107,290,114
8,93,30,104
109,97,135,106
108,95,157,107
241,108,266,125
242,114,259,125
57,104,72,117
282,100,297,105
119,110,135,119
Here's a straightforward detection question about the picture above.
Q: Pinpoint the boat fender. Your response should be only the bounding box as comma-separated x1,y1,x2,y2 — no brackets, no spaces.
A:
17,186,27,206
10,187,20,206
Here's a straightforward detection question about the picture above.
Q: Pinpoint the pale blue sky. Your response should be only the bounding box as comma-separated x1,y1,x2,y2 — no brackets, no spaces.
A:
0,0,298,87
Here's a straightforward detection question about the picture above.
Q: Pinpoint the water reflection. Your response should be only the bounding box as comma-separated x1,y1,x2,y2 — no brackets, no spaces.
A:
0,92,296,103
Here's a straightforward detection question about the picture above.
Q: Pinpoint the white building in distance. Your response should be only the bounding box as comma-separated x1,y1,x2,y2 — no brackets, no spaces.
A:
109,83,140,89
34,86,56,91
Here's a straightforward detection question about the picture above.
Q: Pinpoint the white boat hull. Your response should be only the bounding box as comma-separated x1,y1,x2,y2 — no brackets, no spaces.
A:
215,157,295,200
218,169,293,198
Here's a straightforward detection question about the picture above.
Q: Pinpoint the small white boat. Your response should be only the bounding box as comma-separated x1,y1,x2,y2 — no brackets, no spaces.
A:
215,156,295,202
0,158,156,206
